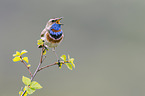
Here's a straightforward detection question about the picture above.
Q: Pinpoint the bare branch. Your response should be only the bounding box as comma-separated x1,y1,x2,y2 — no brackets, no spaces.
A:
30,48,44,81
21,60,33,77
38,61,70,71
38,63,57,71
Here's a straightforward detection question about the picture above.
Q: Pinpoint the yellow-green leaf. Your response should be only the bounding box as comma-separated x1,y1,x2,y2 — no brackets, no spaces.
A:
43,49,46,55
23,86,26,91
13,56,21,62
13,51,21,57
21,50,28,55
27,64,31,67
68,54,70,60
23,57,29,63
59,64,62,69
70,58,75,68
19,91,28,96
22,76,31,85
23,87,28,96
25,86,35,94
65,63,72,70
19,91,23,96
30,81,42,89
43,49,49,55
37,39,44,46
60,55,66,61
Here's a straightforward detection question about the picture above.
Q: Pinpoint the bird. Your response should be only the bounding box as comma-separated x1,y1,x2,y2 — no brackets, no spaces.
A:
40,17,64,60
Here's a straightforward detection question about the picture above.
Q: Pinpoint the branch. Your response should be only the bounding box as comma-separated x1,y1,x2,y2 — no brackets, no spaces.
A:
21,48,69,96
42,55,46,62
38,63,57,71
21,60,33,77
30,48,44,81
38,61,70,71
21,48,44,96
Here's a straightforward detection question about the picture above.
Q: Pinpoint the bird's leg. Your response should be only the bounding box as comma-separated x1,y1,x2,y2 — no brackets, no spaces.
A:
52,47,58,60
52,48,60,66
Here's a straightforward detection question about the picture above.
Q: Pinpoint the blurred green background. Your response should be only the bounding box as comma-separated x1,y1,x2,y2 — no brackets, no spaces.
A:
1,0,145,96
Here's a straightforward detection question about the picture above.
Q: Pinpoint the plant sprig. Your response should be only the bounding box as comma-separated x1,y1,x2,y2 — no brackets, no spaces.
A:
12,39,75,96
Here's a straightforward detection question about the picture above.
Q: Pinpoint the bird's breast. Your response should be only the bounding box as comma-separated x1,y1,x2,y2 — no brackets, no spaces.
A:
45,30,63,44
49,29,63,39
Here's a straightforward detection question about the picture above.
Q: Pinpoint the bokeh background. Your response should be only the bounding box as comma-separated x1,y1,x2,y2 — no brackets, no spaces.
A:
1,0,145,96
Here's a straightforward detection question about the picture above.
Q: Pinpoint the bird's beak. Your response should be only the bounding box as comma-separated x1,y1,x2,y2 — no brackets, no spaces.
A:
59,17,63,20
56,17,64,25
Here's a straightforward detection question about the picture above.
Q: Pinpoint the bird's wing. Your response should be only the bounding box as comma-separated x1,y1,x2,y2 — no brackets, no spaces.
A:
41,25,52,37
40,28,47,37
40,26,51,41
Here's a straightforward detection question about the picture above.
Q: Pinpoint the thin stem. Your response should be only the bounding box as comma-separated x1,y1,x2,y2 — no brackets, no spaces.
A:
21,60,33,77
52,48,59,61
21,48,44,96
42,55,46,62
21,48,69,96
30,48,44,81
38,61,70,71
38,63,57,71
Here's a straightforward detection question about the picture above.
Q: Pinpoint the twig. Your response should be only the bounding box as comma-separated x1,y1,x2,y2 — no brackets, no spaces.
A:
30,48,44,81
38,63,57,72
38,61,70,71
21,48,44,96
21,60,33,77
42,55,46,62
21,49,69,96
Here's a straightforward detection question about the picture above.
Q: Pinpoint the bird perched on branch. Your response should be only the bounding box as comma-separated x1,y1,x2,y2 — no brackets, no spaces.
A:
40,17,64,60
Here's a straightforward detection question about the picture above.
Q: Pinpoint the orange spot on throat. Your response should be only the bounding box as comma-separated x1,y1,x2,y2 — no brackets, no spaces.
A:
51,29,61,32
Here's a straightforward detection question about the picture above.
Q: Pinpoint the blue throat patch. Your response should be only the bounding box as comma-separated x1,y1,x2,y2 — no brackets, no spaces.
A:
51,23,61,30
49,23,63,39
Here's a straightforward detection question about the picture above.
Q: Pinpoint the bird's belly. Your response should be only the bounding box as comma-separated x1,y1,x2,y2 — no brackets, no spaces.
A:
45,41,59,48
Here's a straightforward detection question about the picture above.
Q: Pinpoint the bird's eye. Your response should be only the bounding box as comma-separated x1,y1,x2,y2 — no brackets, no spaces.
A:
52,20,55,22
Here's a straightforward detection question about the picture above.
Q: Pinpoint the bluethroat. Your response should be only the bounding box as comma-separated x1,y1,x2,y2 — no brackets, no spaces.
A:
41,17,64,60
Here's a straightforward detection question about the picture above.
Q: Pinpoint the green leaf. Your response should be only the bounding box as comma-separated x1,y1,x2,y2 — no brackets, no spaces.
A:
70,58,75,68
25,86,35,94
37,39,44,46
30,81,43,89
21,50,28,55
22,76,31,85
65,63,72,70
22,57,29,63
60,55,66,61
13,56,21,62
13,51,20,57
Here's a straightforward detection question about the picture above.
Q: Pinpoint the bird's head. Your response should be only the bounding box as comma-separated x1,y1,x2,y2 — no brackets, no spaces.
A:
46,17,63,28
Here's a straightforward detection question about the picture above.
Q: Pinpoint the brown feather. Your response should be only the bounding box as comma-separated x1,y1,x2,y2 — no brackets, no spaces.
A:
51,29,61,32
